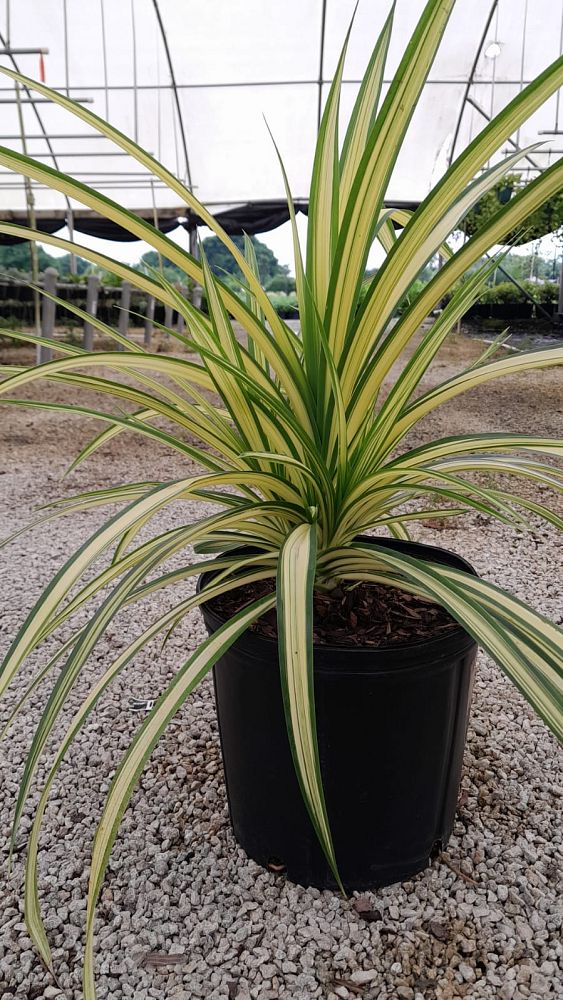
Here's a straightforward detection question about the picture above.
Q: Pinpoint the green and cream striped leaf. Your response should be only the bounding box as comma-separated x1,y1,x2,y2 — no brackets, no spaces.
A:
0,223,179,309
276,522,342,889
0,215,309,418
356,253,505,473
64,408,158,475
348,157,563,436
0,474,305,701
27,279,145,353
242,233,269,372
0,67,304,385
306,19,350,311
343,46,563,393
10,545,186,853
42,504,293,641
322,545,562,742
339,5,394,215
326,0,455,359
0,632,81,742
24,570,276,970
0,397,230,472
345,146,535,393
389,433,563,469
82,594,275,998
393,346,563,444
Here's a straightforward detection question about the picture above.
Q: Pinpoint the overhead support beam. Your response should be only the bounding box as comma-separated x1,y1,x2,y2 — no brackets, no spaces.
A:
466,96,543,171
0,97,93,104
0,47,49,55
18,151,151,158
0,21,77,246
316,0,327,132
150,0,193,190
448,0,500,166
0,133,114,140
0,78,538,92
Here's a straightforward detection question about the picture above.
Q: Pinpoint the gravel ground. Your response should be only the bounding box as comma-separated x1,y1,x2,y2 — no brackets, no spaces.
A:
0,335,562,999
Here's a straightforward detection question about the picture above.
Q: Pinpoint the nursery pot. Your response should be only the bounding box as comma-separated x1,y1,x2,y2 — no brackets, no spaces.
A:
198,536,477,890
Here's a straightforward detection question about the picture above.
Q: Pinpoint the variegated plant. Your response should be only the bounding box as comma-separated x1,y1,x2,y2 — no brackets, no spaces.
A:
1,1,562,995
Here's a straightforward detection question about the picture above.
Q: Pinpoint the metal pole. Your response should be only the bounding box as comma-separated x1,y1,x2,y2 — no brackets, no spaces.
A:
83,274,99,351
39,266,57,364
448,0,499,166
66,208,77,276
189,225,202,309
558,254,563,321
14,80,41,346
316,0,327,132
131,0,139,142
144,294,155,347
177,286,186,334
118,280,131,350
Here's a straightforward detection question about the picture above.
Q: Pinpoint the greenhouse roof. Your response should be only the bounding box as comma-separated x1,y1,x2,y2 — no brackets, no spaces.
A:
0,0,561,239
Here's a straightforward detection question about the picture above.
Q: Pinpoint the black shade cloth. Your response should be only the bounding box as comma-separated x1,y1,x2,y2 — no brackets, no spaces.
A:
0,214,181,245
0,218,63,245
0,199,421,244
182,200,309,235
72,216,181,241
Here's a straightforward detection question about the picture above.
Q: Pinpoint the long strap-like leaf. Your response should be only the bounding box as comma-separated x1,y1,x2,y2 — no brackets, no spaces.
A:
277,523,342,889
83,594,276,998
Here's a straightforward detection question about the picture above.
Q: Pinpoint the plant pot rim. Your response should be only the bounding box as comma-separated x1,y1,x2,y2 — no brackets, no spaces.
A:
198,534,478,670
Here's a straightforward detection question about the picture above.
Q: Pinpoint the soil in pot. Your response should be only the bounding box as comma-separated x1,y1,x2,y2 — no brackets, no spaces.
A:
206,576,459,648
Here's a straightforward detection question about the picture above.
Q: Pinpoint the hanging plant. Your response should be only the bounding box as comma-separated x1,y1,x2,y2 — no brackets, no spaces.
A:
462,172,563,245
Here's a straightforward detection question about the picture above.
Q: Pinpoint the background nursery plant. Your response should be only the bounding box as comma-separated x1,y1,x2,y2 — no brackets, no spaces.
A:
0,0,562,996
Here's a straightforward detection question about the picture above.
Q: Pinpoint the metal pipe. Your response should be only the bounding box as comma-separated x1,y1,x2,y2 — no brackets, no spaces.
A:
0,96,93,103
99,0,109,119
130,0,139,142
0,133,114,139
0,78,536,92
316,0,327,132
150,0,192,189
465,96,543,171
0,169,158,175
83,274,100,351
118,280,131,350
22,151,148,157
448,0,500,166
0,46,49,54
63,0,70,96
15,79,41,347
144,295,155,347
39,267,57,363
515,0,529,150
502,147,563,155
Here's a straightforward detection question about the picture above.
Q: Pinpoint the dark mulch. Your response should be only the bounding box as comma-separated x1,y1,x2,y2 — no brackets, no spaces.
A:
207,577,459,648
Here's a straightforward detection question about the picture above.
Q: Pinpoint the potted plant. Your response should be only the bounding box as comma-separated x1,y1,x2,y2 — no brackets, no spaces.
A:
0,1,562,995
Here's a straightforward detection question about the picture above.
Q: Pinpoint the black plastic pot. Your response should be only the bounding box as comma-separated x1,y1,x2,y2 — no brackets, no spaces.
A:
199,536,477,890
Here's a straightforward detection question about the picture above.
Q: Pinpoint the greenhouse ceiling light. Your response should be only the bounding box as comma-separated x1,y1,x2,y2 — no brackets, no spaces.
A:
484,41,502,59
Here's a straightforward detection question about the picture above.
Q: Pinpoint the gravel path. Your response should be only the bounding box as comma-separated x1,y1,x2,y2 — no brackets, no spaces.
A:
1,336,562,999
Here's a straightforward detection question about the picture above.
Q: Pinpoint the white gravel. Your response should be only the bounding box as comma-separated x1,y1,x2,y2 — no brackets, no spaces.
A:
1,347,562,1000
